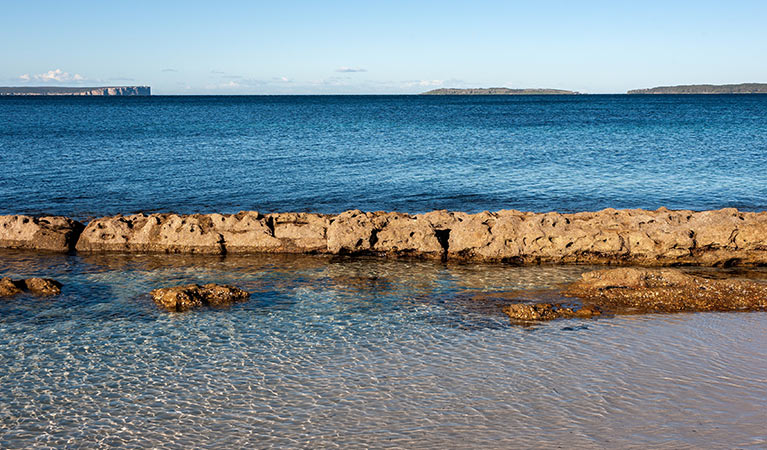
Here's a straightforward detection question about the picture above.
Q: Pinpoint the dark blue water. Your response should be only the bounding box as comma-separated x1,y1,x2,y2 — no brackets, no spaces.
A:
2,95,766,219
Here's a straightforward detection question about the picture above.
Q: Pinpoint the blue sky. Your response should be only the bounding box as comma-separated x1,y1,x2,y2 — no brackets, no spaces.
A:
3,0,766,94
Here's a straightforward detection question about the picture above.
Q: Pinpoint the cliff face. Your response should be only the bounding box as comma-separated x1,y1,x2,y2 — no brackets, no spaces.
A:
628,83,767,94
421,88,579,95
0,86,150,96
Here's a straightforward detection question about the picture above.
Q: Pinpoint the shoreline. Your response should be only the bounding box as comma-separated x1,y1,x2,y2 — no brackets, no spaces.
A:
2,207,766,266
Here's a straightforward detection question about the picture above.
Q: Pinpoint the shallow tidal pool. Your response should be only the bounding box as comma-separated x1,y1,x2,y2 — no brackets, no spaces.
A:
1,251,765,449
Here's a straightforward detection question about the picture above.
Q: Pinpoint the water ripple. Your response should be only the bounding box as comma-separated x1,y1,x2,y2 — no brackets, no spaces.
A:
0,251,765,448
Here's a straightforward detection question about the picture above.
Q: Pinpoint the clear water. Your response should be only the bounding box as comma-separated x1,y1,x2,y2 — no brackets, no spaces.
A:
1,251,765,449
1,95,766,219
1,96,766,448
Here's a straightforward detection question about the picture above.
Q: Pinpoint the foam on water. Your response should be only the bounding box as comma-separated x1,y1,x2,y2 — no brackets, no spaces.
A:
1,251,765,449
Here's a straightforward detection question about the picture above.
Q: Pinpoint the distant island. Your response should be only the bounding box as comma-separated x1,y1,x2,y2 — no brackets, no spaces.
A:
421,87,579,95
0,86,150,96
628,83,767,94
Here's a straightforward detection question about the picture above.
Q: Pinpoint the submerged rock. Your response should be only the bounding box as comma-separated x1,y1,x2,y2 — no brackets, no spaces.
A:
0,278,22,296
0,215,84,252
562,267,767,313
503,303,600,322
150,283,250,312
0,277,62,296
502,267,766,323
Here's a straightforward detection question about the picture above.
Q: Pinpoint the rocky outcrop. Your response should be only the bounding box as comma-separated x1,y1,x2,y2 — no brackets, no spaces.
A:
326,210,445,257
503,303,601,321
75,211,331,254
0,215,84,252
6,207,767,266
562,267,767,313
443,208,767,266
502,267,767,322
150,283,250,312
0,277,62,297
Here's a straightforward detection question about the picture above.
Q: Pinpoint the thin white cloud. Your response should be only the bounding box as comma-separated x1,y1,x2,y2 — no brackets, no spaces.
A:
161,68,178,73
336,67,367,73
19,69,85,83
404,79,444,87
204,80,244,90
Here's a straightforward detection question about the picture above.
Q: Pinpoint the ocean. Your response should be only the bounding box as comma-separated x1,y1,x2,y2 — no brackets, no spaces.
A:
1,95,766,448
1,94,766,218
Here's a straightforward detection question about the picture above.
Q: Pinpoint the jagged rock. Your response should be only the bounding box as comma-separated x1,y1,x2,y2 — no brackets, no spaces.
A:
76,212,331,254
446,207,767,266
503,267,767,322
23,278,62,295
76,213,228,254
0,215,84,252
562,267,767,313
266,212,330,253
17,207,767,266
326,210,446,257
325,210,383,254
0,278,22,296
0,277,62,297
503,303,600,321
150,283,250,312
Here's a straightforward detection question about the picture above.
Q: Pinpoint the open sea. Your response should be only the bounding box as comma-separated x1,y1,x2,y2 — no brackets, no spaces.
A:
1,95,766,448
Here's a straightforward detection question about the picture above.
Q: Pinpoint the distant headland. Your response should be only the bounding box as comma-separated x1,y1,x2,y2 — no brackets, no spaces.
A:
0,86,150,96
628,83,767,94
421,87,579,95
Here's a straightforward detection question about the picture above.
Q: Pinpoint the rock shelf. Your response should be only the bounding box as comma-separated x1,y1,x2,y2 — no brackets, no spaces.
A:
503,267,767,322
0,215,83,252
2,208,767,266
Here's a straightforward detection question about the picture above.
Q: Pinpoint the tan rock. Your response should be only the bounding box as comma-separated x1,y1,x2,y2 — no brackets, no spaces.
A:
0,278,22,296
267,212,330,253
445,207,767,266
214,212,280,253
76,211,329,254
62,207,767,266
0,277,61,297
325,210,379,254
23,278,62,295
373,213,444,257
563,267,767,313
502,302,601,322
76,213,225,253
0,215,84,252
150,283,250,312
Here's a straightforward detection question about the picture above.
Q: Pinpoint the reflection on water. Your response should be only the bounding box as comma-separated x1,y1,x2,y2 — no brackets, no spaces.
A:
1,250,765,449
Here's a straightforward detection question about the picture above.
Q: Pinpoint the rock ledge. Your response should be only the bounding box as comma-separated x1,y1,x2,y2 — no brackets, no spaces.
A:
503,267,767,322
